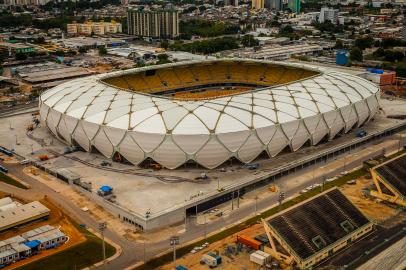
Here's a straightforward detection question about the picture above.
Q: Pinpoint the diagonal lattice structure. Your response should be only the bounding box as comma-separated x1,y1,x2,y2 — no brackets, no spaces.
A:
39,59,380,169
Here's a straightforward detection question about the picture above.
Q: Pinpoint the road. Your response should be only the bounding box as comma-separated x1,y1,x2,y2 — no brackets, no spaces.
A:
0,136,397,270
0,162,141,270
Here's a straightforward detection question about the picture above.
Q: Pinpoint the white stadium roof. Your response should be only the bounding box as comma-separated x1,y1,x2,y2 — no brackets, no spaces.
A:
40,59,380,169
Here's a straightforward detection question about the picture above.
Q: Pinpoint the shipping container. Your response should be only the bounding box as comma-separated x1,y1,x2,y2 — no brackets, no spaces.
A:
250,252,266,265
250,250,271,265
236,235,261,250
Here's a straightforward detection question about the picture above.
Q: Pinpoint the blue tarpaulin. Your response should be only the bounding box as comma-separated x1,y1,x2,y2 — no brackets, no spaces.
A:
100,185,113,192
24,240,41,248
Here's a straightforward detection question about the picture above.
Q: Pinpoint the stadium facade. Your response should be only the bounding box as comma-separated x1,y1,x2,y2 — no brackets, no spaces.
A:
39,59,380,169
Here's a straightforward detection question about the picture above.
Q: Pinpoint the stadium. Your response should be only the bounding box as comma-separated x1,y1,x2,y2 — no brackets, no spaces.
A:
39,59,380,169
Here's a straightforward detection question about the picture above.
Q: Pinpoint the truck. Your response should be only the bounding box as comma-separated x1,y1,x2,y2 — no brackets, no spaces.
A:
0,147,13,157
200,252,221,268
356,130,367,138
244,163,259,170
0,165,8,173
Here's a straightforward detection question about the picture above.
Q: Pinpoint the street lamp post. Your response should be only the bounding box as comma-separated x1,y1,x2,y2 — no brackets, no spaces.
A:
98,222,107,270
278,191,285,211
398,133,402,152
204,214,207,240
254,195,258,215
321,176,326,192
170,236,180,269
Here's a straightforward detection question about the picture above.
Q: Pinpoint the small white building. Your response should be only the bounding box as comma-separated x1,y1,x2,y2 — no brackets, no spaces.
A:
0,249,18,265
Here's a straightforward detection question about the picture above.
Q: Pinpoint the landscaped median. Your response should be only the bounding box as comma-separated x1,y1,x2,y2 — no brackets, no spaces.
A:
0,171,29,189
133,168,368,270
16,222,116,270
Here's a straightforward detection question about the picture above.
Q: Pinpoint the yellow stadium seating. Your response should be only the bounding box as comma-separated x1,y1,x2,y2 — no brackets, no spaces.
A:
102,62,318,98
190,65,212,82
174,67,195,84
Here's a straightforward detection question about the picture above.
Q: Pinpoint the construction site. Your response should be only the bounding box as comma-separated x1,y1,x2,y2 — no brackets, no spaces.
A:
159,156,405,270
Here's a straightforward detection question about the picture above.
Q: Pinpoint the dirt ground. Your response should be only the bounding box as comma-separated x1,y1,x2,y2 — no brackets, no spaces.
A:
0,196,86,270
339,176,398,222
159,223,268,270
87,63,113,74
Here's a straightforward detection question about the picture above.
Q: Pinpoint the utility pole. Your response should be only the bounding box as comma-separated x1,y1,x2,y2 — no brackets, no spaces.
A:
231,191,234,211
98,222,107,270
143,240,146,262
170,236,179,269
278,191,285,211
398,133,402,152
321,176,326,192
204,214,207,240
237,189,240,208
254,195,258,215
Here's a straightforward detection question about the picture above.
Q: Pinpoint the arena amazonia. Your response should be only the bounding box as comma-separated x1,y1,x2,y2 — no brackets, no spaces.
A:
39,59,380,169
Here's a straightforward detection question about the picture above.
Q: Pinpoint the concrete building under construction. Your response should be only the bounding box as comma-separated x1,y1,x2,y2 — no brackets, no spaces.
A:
370,153,406,206
262,188,373,269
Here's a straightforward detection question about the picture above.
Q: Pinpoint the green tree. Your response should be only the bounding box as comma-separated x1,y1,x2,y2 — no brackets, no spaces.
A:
98,46,107,55
160,40,169,50
78,47,88,54
157,53,171,64
241,35,259,47
354,37,374,50
280,25,293,34
15,52,27,61
350,47,363,62
55,50,65,57
334,39,344,49
33,36,45,44
395,62,406,77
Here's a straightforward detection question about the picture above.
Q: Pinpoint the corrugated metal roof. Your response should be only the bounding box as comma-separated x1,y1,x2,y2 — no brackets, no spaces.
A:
21,225,54,239
0,202,50,231
0,249,17,258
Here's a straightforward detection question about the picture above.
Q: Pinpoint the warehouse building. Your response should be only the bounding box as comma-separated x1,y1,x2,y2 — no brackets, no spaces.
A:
0,201,50,232
0,42,34,56
262,188,373,269
14,62,91,88
370,153,406,206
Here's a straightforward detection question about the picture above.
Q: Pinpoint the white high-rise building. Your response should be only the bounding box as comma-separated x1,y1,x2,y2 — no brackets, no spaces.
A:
127,8,179,39
319,7,339,24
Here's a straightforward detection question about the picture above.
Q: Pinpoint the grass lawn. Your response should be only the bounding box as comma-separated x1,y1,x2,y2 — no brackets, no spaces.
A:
134,168,368,270
16,224,116,270
0,171,28,189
